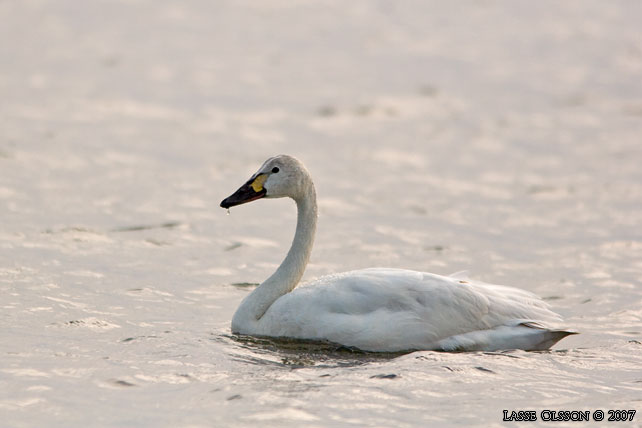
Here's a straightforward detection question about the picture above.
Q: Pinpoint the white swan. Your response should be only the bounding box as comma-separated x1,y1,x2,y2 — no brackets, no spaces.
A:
220,155,576,352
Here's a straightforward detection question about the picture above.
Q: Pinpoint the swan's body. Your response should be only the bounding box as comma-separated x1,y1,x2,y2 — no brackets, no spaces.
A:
221,155,575,352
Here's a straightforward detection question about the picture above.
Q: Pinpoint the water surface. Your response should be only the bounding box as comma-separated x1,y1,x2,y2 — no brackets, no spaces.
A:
2,1,642,426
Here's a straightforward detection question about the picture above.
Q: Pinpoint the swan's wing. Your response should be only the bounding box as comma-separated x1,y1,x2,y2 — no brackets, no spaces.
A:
260,268,570,352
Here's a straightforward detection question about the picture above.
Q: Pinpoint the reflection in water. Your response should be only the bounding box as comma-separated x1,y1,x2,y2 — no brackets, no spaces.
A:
220,333,406,368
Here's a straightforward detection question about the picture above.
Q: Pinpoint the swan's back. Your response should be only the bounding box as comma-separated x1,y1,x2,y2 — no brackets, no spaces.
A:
255,268,574,352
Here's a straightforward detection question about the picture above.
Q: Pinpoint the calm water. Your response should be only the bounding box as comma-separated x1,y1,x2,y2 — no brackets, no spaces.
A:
2,1,642,427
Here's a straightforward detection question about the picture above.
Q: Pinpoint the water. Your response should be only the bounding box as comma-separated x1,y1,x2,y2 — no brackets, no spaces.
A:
2,1,642,427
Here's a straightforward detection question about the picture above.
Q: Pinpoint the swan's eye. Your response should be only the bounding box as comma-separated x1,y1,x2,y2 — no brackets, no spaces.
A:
271,167,280,173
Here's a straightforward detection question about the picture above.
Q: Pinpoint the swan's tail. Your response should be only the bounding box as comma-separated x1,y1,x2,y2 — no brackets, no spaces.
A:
516,321,578,350
436,322,578,352
529,329,578,350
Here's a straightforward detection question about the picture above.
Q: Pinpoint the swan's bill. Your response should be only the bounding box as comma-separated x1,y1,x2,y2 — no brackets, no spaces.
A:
220,173,267,209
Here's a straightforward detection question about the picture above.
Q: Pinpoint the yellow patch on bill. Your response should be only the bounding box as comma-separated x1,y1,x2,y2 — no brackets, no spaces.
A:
251,174,268,192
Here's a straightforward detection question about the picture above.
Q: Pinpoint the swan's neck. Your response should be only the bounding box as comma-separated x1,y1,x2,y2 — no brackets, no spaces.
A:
232,184,317,331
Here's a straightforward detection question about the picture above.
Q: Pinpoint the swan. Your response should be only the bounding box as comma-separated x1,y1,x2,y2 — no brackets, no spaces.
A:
220,155,576,352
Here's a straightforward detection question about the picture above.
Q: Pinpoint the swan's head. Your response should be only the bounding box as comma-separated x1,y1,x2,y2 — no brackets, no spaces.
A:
220,155,311,209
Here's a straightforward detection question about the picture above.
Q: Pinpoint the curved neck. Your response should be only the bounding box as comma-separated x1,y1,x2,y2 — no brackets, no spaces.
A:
232,184,317,329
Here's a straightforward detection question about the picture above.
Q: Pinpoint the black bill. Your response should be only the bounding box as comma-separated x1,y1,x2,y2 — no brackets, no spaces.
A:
220,173,267,209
